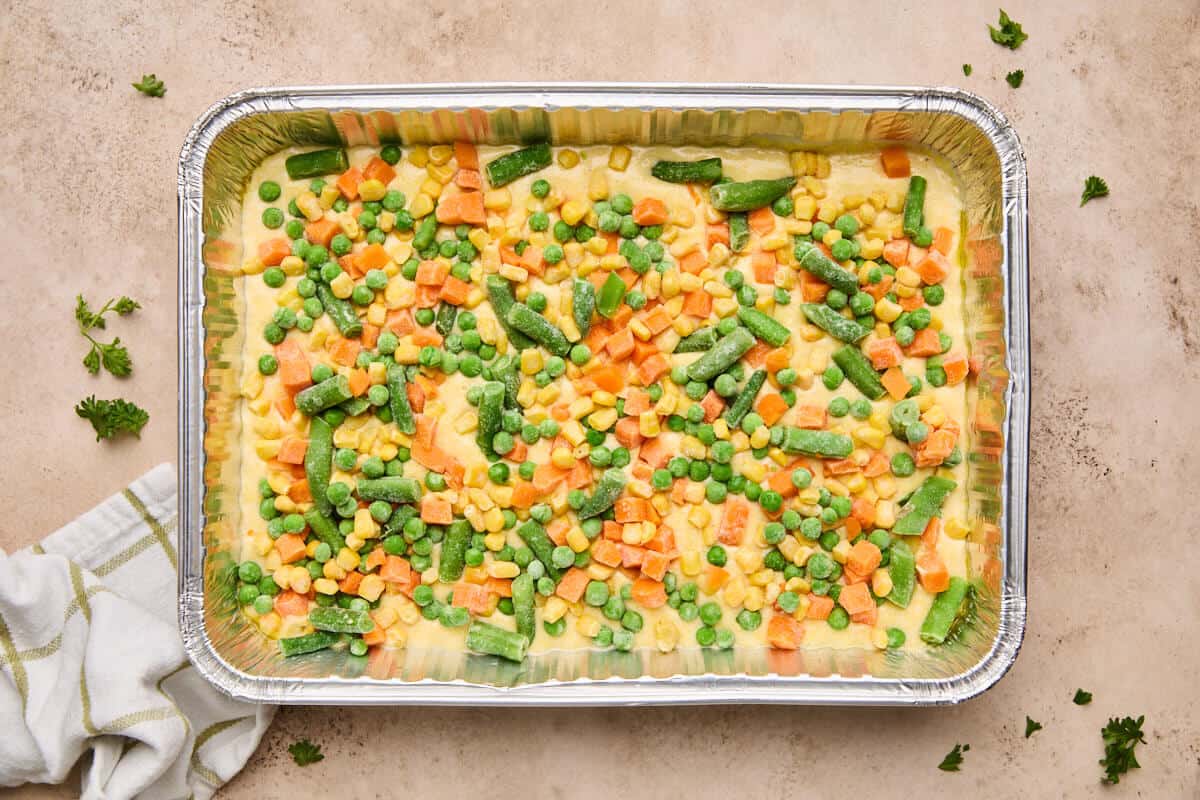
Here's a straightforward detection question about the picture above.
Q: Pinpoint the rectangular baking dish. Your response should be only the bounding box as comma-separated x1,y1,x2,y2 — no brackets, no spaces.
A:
178,83,1028,705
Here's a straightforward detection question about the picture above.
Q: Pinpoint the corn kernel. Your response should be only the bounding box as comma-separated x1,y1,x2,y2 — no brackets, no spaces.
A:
608,145,631,171
945,519,970,540
723,579,747,608
654,618,679,653
743,586,765,612
566,527,589,553
409,193,435,218
875,500,897,528
587,407,618,432
313,578,339,596
680,550,702,576
544,596,568,623
329,272,355,300
871,568,894,598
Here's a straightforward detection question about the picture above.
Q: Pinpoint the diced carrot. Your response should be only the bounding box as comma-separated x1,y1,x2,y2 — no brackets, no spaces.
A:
678,290,709,319
411,327,443,347
330,337,363,368
276,437,308,465
748,206,776,236
679,250,707,275
844,517,862,538
566,460,593,490
922,517,942,549
756,393,789,426
406,380,425,413
521,244,545,276
743,341,771,368
548,567,586,603
881,367,911,401
638,552,669,584
305,217,340,247
338,570,363,595
274,340,312,390
531,462,568,494
764,347,791,374
605,328,635,361
357,243,389,271
863,273,895,301
287,479,312,504
632,353,667,388
454,168,482,190
882,239,910,268
420,495,453,525
669,480,689,506
837,582,874,616
632,197,668,226
824,458,859,475
751,251,777,284
806,594,834,620
698,390,725,423
347,367,370,397
931,227,955,255
638,435,673,469
631,339,658,366
452,583,492,615
336,167,363,200
641,306,673,335
453,141,479,170
274,533,307,564
510,480,537,509
904,329,941,357
851,497,877,528
800,272,830,302
915,428,957,467
847,540,883,576
274,389,295,420
916,548,950,593
256,238,291,267
361,626,386,647
339,252,363,278
942,352,969,386
794,404,827,430
362,155,396,185
618,544,646,569
591,538,622,567
415,259,449,286
863,451,890,477
507,439,528,463
717,498,750,546
880,147,911,178
706,223,730,248
435,194,462,224
363,547,387,572
455,191,486,225
614,417,644,450
273,590,309,617
614,497,650,523
645,524,676,556
842,563,869,585
623,388,652,416
484,577,513,598
631,577,668,608
916,251,950,285
766,614,804,650
768,459,807,499
546,517,570,546
867,337,904,370
439,276,471,306
359,324,380,351
696,564,729,594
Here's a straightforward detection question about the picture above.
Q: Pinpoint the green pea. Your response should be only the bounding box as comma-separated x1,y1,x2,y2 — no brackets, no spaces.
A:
610,194,633,215
706,545,727,567
828,397,850,417
827,607,850,630
891,452,916,477
528,211,549,232
698,602,722,626
530,179,550,199
826,289,848,310
258,180,282,202
262,267,286,288
822,364,845,390
544,244,565,264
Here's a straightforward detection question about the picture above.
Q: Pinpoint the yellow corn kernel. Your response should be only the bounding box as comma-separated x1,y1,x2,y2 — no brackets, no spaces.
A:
723,579,747,608
355,573,384,602
484,560,520,580
945,519,970,540
680,550,702,576
740,459,767,484
749,426,771,450
591,390,617,408
608,145,631,171
536,384,561,406
874,473,898,499
296,191,323,221
571,613,600,639
587,408,617,432
310,576,338,596
653,619,679,653
871,568,894,598
637,411,660,439
734,548,763,574
558,198,587,226
875,500,897,528
743,586,765,612
357,178,387,202
550,447,575,470
853,425,886,450
409,193,435,219
425,144,452,165
255,440,281,461
687,505,711,530
566,527,589,554
519,349,543,376
543,596,568,623
256,611,282,637
748,569,774,588
427,162,455,186
329,271,355,300
334,546,358,572
482,532,506,553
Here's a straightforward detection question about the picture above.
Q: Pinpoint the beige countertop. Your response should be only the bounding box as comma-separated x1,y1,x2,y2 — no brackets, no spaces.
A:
2,1,1198,797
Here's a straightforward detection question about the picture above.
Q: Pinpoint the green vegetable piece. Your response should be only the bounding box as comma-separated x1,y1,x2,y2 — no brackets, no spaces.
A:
75,396,149,440
709,177,797,212
596,272,626,319
728,213,750,253
988,9,1028,49
919,576,970,644
484,143,553,188
476,381,506,459
132,73,166,97
303,417,334,516
832,345,886,401
516,521,563,582
1005,69,1024,89
438,520,472,582
902,175,927,239
674,327,718,354
466,620,529,662
572,279,595,337
738,307,791,347
686,327,755,383
893,476,957,535
1080,175,1109,206
304,508,345,553
386,363,416,435
577,469,628,519
801,304,870,343
315,284,362,338
886,540,915,608
309,606,375,634
797,243,860,294
355,477,421,504
278,631,338,657
412,214,438,253
780,427,854,459
723,369,767,428
512,573,537,643
650,158,723,183
505,303,570,357
285,149,349,180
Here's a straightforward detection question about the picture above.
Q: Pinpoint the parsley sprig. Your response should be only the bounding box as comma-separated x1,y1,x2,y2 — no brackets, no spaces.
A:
1100,716,1145,784
989,9,1028,49
76,294,139,376
75,396,149,441
938,743,969,771
288,739,324,766
132,74,166,97
1025,716,1043,738
1006,70,1024,89
1073,688,1093,705
1080,176,1109,206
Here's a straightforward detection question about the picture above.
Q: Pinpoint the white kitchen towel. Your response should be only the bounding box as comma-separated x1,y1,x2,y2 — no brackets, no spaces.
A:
0,463,274,799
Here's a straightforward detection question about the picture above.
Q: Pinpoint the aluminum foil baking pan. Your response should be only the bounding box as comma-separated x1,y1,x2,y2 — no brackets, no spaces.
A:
178,84,1028,705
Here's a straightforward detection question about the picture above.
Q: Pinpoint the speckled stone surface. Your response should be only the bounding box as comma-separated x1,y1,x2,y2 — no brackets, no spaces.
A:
2,1,1198,798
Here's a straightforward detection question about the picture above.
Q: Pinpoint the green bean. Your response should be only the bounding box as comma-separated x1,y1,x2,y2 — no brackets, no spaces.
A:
412,213,438,252
729,213,750,252
572,279,595,337
496,358,521,409
296,375,353,417
674,326,718,354
278,630,338,657
383,504,416,538
466,620,529,662
435,302,458,337
832,345,887,400
893,476,957,535
304,508,345,553
511,573,537,643
709,177,797,212
386,363,416,435
304,417,334,516
315,284,363,338
596,272,626,319
517,521,563,582
484,143,552,188
309,606,375,634
886,540,915,608
723,369,767,428
339,396,371,417
919,576,970,645
485,275,535,350
439,520,472,582
902,175,928,239
738,307,791,347
650,157,723,183
796,243,860,295
505,303,571,357
356,477,421,504
781,427,854,459
578,468,627,519
801,304,870,343
284,149,348,180
685,327,755,383
476,381,506,459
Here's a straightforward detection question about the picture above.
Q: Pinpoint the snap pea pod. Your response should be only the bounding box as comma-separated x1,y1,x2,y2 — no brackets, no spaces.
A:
466,620,529,662
919,576,970,645
315,284,363,338
383,504,416,537
505,303,571,357
412,213,438,253
484,143,552,188
386,363,416,435
435,302,458,337
278,630,338,657
729,213,750,252
485,275,535,350
685,327,755,383
339,396,371,417
304,508,345,553
284,148,348,180
781,427,854,459
476,381,506,459
650,157,723,183
801,304,871,343
723,368,767,428
572,279,595,337
439,520,472,582
832,345,887,401
738,307,791,347
304,417,334,516
674,326,717,354
356,477,421,504
886,540,915,608
309,606,375,634
578,468,628,519
296,375,353,417
893,476,958,535
709,176,797,212
516,521,563,582
511,573,537,643
796,243,860,295
596,272,626,319
902,175,928,239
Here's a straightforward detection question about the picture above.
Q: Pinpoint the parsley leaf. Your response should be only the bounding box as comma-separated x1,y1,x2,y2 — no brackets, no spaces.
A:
1006,70,1024,89
288,739,324,766
962,64,973,76
1025,716,1043,738
989,9,1028,49
132,74,166,97
75,295,139,376
1080,176,1109,206
1074,688,1093,705
99,338,132,377
75,396,150,441
938,743,969,772
1100,715,1145,784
